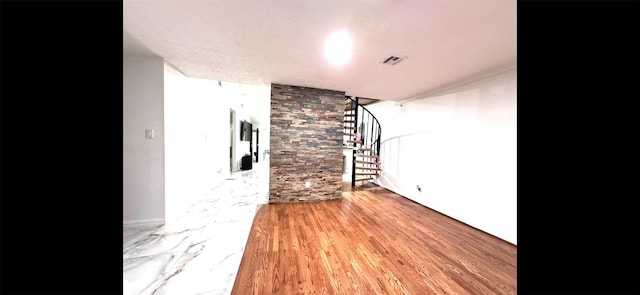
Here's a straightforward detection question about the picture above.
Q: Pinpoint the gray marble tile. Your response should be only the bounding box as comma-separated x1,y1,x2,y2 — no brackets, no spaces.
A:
123,224,161,248
165,201,220,229
192,221,252,247
196,289,228,295
185,198,225,215
152,240,245,295
123,162,269,295
123,252,182,295
211,204,257,224
123,226,203,259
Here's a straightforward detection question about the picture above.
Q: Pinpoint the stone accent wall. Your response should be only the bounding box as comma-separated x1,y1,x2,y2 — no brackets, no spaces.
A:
269,84,344,203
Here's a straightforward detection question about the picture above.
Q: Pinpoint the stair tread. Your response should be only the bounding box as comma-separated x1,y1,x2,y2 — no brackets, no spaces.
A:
355,160,379,165
344,114,356,117
343,120,355,123
355,177,374,182
346,140,362,143
355,172,380,176
355,167,382,171
358,148,372,151
343,126,355,129
354,154,379,158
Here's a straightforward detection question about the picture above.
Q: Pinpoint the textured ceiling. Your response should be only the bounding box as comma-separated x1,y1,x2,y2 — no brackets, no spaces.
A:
124,0,516,101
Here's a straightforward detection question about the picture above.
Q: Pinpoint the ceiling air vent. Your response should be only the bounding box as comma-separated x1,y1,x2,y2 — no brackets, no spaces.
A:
381,55,406,65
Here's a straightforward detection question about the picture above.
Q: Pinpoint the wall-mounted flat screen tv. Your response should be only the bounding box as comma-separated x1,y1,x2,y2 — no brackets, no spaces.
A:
240,120,252,141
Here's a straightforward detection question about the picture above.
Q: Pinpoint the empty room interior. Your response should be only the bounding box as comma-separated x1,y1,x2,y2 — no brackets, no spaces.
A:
123,1,517,294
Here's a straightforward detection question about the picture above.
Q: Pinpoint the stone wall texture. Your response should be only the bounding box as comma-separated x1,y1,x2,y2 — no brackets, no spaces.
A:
269,84,344,203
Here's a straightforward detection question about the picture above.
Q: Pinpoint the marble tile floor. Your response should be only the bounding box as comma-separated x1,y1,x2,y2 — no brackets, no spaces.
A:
123,164,269,295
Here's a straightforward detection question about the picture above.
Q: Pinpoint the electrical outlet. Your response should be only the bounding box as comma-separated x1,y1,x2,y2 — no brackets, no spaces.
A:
145,129,154,139
416,185,421,192
305,181,311,188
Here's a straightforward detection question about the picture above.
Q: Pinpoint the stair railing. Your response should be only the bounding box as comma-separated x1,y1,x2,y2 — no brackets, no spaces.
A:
345,96,382,186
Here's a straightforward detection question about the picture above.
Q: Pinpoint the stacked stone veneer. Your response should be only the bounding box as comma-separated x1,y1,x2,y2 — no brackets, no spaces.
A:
269,84,344,203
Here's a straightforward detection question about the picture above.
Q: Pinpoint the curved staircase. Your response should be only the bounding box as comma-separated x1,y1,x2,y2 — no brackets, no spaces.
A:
343,96,382,186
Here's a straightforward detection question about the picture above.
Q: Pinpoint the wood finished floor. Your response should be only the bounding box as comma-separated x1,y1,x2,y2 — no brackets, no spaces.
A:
231,183,516,295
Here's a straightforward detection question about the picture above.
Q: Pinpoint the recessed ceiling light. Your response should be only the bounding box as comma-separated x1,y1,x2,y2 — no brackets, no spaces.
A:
324,29,353,66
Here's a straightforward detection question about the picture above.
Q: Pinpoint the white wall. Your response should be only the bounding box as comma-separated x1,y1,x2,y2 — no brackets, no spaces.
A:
225,84,249,171
260,127,270,161
124,57,269,224
123,54,166,224
164,64,230,222
367,69,517,244
245,85,272,164
227,83,271,170
163,73,271,221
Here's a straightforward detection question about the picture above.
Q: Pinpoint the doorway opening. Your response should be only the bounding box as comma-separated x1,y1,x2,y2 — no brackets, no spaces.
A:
252,128,259,163
230,109,237,173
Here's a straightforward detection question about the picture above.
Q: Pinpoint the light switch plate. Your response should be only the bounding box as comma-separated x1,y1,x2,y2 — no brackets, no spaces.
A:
145,129,154,139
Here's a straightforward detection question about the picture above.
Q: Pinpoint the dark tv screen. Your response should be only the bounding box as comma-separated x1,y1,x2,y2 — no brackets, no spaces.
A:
240,120,252,141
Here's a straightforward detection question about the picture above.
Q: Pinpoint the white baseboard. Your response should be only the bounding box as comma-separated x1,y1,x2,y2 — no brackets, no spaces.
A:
123,218,165,228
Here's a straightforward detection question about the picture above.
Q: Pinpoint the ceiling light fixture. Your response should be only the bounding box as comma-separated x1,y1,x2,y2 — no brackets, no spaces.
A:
324,29,353,66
